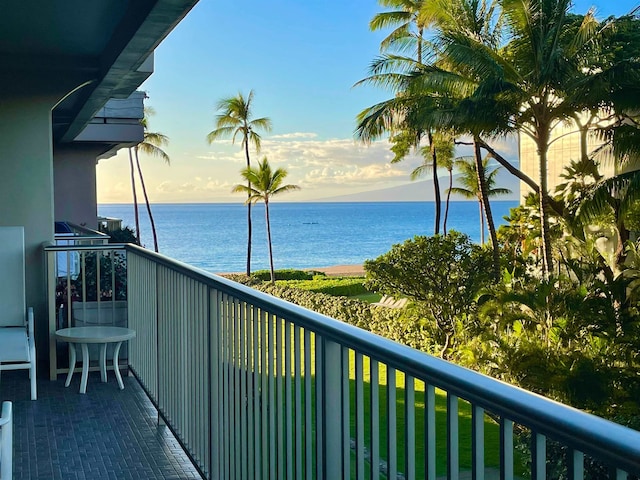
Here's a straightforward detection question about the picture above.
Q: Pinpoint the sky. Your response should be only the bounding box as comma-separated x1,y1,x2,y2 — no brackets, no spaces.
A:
96,0,640,204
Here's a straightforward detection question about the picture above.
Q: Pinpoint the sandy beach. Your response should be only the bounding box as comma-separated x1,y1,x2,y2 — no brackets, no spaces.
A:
218,264,365,277
308,264,365,277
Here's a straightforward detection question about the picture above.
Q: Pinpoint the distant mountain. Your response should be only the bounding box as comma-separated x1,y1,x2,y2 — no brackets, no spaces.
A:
316,168,521,202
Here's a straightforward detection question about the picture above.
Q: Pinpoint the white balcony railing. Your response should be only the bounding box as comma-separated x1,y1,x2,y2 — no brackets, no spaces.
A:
46,243,128,380
120,245,640,480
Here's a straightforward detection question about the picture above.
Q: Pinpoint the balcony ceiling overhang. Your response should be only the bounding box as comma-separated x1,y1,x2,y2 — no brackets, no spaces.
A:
0,0,197,143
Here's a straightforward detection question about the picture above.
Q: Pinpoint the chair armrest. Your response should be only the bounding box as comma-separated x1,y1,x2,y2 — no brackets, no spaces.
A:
27,306,34,338
0,401,11,427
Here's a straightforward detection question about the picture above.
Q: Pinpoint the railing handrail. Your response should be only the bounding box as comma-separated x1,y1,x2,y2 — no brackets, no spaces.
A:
56,221,110,238
45,243,127,253
125,244,640,475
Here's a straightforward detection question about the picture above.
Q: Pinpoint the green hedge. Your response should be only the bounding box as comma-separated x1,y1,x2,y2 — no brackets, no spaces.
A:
253,283,437,354
275,276,368,296
251,269,325,281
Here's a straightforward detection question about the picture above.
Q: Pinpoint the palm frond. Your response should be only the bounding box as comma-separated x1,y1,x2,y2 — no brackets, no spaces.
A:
206,126,236,144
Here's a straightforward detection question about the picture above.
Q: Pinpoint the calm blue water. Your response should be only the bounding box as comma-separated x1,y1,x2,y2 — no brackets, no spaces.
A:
98,202,517,273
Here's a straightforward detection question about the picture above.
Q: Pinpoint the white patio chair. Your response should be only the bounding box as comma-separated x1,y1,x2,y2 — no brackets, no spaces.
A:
0,227,37,400
0,401,12,480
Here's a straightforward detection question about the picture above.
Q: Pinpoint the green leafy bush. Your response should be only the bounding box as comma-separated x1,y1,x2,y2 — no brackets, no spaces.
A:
252,283,438,355
276,276,368,296
365,231,494,357
251,269,325,281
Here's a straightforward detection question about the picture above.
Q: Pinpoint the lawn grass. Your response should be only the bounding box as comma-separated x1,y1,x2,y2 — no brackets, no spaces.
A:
349,292,382,303
345,352,502,478
270,326,508,478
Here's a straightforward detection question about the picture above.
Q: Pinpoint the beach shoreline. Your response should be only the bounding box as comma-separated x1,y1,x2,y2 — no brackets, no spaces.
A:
307,264,365,277
217,264,365,277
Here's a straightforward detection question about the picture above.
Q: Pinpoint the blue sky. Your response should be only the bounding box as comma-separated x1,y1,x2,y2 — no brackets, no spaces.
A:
96,0,640,203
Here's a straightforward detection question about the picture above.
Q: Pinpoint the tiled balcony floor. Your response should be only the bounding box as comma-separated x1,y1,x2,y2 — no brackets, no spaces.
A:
0,369,202,479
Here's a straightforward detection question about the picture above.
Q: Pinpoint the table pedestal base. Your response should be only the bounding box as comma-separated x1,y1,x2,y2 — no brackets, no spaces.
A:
64,341,125,394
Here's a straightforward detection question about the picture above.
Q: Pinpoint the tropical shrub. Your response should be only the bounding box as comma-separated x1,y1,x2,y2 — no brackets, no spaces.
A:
276,276,367,296
251,269,325,281
364,231,494,357
252,283,439,354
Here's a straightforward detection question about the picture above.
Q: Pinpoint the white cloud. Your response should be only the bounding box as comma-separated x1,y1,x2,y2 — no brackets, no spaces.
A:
270,132,318,139
156,181,175,192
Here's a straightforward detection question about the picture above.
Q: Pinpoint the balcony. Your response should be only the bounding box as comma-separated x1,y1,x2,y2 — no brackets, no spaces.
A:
7,243,639,479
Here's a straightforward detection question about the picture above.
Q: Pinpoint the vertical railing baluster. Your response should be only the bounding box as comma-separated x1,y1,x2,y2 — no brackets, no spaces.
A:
342,347,350,479
261,310,269,480
425,383,436,480
211,289,221,480
448,394,459,480
472,406,485,480
304,330,312,480
315,334,324,480
294,325,303,480
269,313,276,480
247,304,254,480
223,294,230,480
110,249,116,324
405,375,416,480
388,366,397,480
568,450,584,480
500,418,513,480
276,316,284,477
232,298,240,480
531,432,545,480
285,320,293,480
356,352,365,480
371,360,380,480
252,306,260,480
240,300,247,480
323,338,342,479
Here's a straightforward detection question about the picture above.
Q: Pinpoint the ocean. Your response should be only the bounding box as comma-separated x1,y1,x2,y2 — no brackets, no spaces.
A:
98,201,518,274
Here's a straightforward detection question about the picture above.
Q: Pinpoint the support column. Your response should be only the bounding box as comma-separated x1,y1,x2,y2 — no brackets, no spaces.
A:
0,94,59,372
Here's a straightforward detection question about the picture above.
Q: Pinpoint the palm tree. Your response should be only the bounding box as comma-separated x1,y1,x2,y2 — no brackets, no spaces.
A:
127,148,141,245
133,107,169,253
448,155,511,244
409,132,455,233
369,0,450,234
232,158,300,284
370,0,427,62
432,0,603,277
207,91,272,276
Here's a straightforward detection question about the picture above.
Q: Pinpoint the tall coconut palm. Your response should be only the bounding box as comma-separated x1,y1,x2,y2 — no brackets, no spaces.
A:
448,155,511,244
232,158,300,284
127,148,141,245
409,132,455,233
369,0,450,233
207,91,272,276
431,0,602,277
133,108,169,253
370,0,427,62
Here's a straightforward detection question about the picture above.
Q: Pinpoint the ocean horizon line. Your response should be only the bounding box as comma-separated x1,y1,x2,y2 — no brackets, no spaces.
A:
99,199,518,207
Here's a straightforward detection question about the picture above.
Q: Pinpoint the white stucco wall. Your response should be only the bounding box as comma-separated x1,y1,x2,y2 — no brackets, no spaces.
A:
0,94,59,362
519,114,614,201
53,145,107,230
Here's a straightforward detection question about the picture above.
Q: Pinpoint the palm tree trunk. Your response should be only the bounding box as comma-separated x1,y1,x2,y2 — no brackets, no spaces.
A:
478,199,484,244
265,200,275,284
428,132,441,235
128,148,141,245
134,147,159,252
474,139,500,279
443,168,452,234
537,130,553,279
245,141,253,276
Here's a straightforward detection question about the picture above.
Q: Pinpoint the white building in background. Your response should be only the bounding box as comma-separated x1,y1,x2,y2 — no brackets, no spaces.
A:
519,113,614,202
